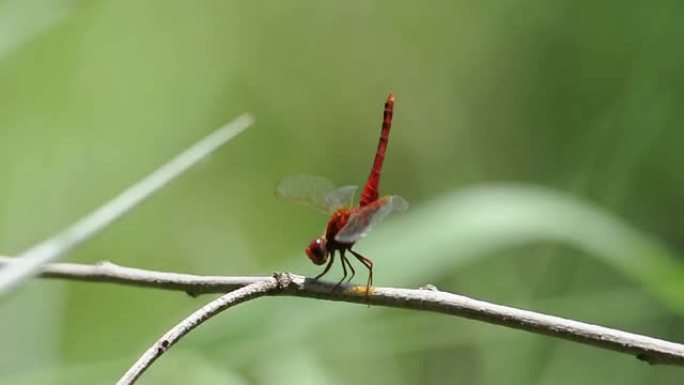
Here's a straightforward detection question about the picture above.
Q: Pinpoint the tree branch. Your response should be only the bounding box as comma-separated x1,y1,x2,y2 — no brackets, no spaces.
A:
116,279,280,385
2,256,683,366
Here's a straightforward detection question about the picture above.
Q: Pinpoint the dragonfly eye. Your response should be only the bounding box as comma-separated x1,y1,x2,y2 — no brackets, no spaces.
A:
305,237,327,265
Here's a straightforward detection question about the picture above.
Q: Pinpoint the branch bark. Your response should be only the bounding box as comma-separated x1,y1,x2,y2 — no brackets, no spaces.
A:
2,256,684,366
116,279,280,385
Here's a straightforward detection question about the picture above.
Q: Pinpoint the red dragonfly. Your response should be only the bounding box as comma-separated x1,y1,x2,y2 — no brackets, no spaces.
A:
277,93,407,293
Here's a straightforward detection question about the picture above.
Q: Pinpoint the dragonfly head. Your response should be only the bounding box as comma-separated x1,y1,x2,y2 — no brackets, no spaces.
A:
305,237,328,265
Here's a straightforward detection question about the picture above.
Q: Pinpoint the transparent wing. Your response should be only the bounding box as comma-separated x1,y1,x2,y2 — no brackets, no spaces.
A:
276,175,354,214
335,195,408,243
276,175,336,214
324,185,357,213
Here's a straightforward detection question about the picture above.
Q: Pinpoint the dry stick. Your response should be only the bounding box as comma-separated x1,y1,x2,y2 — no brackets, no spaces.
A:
116,278,280,385
0,114,253,295
2,256,684,366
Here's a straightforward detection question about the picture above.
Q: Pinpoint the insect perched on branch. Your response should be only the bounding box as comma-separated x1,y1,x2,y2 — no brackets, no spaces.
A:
277,93,407,295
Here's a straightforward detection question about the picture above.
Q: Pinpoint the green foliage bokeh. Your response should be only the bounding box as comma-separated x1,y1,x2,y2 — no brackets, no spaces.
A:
1,1,683,384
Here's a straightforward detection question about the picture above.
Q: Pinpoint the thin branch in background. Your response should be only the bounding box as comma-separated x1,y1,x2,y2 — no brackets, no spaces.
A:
0,0,73,60
0,114,254,295
2,256,683,366
116,278,280,385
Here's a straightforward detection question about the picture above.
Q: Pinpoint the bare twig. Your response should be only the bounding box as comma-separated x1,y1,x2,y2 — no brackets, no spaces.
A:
0,114,254,295
116,278,280,385
0,257,268,297
2,256,683,366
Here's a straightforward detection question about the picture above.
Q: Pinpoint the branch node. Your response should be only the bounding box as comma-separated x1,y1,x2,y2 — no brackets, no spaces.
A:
96,260,117,268
273,271,293,290
419,284,439,291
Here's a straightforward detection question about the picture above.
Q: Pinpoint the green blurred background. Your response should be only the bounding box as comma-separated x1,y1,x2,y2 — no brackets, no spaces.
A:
1,0,683,384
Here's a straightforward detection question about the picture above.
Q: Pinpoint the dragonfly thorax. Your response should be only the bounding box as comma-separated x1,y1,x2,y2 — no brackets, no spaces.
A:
325,209,353,247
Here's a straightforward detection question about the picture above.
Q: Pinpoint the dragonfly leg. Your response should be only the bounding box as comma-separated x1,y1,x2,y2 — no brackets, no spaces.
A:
349,249,374,295
335,251,348,289
340,251,356,283
313,251,335,281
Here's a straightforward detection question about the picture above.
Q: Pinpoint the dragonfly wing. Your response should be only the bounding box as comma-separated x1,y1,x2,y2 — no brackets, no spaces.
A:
389,195,409,212
324,185,358,213
275,175,338,214
334,195,408,243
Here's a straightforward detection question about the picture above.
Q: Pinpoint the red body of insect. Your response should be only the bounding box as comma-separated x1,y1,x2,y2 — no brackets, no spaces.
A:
277,93,407,294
